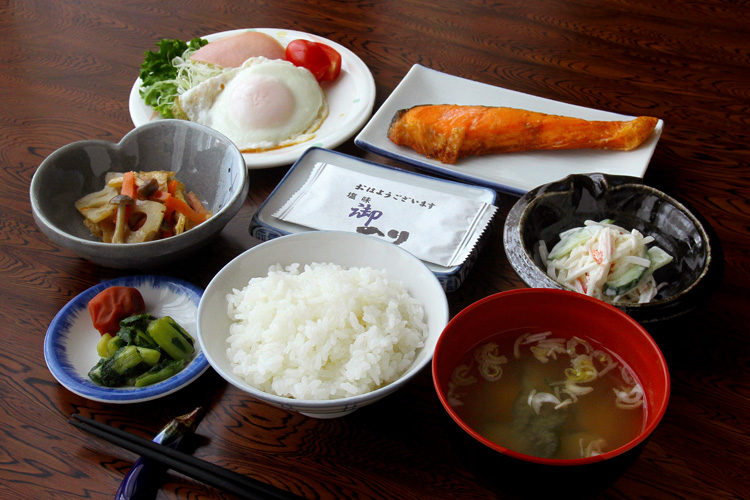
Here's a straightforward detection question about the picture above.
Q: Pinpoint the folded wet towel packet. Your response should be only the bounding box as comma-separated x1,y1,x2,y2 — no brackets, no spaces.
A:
273,162,497,267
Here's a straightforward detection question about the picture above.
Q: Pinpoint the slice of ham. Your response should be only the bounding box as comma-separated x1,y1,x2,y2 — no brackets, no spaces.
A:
191,31,285,67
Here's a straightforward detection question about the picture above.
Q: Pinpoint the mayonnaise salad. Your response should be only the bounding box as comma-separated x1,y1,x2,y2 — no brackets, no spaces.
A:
539,220,673,304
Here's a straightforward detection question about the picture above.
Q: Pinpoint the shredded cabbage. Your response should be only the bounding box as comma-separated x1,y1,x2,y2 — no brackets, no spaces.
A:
172,52,225,96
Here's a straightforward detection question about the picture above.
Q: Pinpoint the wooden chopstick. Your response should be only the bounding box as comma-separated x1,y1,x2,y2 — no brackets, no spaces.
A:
69,414,301,500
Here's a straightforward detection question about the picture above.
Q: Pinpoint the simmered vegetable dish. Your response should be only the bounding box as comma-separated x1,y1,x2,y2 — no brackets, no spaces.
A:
75,170,211,243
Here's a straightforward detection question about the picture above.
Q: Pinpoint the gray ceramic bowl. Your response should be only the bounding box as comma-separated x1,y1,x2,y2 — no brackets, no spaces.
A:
503,173,719,323
30,120,248,269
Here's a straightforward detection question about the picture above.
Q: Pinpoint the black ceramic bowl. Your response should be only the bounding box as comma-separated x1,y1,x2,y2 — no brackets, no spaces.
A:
503,173,718,323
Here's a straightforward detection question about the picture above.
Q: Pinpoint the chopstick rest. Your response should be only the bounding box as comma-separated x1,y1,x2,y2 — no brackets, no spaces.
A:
69,414,300,500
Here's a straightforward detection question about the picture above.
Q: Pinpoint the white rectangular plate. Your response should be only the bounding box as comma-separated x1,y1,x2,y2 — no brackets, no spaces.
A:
354,64,663,195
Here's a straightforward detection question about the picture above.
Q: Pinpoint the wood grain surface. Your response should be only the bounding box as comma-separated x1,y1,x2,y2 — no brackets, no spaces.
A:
1,0,748,498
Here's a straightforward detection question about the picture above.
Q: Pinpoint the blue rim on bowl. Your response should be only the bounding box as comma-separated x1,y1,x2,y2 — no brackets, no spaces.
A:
44,275,208,403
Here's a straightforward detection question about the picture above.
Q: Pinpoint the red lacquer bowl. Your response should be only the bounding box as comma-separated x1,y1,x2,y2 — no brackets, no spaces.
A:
432,288,670,466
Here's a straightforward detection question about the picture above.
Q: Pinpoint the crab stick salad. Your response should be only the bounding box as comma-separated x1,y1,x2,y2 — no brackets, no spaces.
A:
539,220,673,304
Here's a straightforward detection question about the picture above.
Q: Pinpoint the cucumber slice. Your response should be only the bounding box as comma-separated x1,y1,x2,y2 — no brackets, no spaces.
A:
604,246,672,297
604,263,648,296
548,226,595,260
647,246,673,272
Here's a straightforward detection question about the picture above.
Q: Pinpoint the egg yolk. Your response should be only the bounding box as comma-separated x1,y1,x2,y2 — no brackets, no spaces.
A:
228,74,295,130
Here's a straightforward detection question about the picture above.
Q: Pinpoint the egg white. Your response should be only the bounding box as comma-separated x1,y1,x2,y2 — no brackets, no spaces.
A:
176,57,327,151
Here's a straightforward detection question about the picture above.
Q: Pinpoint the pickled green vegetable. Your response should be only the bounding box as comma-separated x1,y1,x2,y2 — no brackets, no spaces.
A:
107,335,125,357
88,309,194,388
120,313,155,327
136,347,161,366
166,317,195,347
88,346,143,387
134,328,159,349
146,316,195,361
96,333,113,358
134,359,186,387
111,345,144,375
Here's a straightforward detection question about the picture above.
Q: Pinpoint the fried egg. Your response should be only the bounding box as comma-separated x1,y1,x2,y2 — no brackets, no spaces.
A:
176,57,327,151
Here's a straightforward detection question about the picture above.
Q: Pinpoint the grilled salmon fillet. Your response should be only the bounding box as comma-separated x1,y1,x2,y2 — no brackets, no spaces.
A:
387,105,658,164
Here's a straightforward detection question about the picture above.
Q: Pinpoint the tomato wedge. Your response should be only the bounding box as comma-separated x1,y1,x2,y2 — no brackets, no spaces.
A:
316,43,341,81
285,39,342,82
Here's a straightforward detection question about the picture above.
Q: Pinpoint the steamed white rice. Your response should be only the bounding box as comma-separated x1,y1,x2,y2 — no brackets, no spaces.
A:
225,262,427,400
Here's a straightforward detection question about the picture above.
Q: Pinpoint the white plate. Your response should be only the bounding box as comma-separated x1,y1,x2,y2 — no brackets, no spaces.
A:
129,28,376,169
354,64,663,195
44,275,208,403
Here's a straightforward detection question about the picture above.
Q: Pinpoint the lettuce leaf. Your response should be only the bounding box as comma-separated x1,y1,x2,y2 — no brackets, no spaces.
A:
138,38,207,118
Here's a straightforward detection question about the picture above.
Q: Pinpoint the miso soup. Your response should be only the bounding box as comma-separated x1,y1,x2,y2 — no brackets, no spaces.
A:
447,330,645,460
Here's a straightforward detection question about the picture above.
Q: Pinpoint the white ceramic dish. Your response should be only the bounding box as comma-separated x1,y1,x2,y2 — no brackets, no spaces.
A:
249,147,497,292
130,28,376,169
197,231,450,418
354,64,663,195
44,275,208,403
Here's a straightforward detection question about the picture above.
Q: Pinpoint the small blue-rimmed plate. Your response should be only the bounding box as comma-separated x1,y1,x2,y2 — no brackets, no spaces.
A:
44,275,208,403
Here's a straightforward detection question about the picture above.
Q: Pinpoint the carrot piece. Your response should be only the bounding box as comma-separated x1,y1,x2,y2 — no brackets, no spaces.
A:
148,190,176,226
186,192,210,217
121,171,137,199
165,195,206,224
164,204,175,223
167,179,179,195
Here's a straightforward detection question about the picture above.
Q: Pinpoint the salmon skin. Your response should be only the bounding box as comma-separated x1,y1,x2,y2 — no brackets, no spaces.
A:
387,104,659,164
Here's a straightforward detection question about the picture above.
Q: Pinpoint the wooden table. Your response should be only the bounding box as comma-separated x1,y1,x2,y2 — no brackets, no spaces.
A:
2,1,748,498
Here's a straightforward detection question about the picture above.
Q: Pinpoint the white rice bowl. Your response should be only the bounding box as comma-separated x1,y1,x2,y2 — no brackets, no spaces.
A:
197,230,449,418
226,262,427,400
